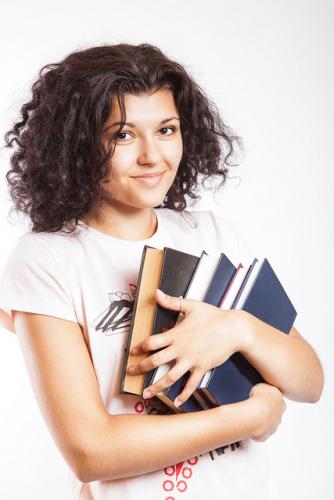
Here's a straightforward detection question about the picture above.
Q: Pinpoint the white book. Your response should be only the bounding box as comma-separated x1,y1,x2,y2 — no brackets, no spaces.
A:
221,261,252,310
196,257,256,396
234,259,264,310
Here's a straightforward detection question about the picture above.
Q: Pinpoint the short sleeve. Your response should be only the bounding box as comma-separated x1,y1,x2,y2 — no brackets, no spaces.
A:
0,234,78,334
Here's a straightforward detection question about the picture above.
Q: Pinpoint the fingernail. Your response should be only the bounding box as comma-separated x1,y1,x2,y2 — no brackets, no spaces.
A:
143,390,152,399
131,347,138,355
174,398,182,407
127,366,135,374
157,289,165,299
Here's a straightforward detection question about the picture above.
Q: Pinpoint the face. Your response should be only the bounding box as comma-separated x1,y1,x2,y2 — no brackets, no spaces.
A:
101,89,183,212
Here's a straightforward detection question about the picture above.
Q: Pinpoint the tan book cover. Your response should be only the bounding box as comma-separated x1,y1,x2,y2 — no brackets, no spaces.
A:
120,246,164,396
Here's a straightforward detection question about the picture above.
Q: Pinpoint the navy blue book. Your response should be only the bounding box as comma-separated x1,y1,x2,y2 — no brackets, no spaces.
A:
202,254,237,306
241,258,297,333
197,258,297,406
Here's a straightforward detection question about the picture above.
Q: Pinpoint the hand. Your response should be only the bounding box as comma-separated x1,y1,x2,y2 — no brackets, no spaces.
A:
127,288,250,407
248,383,287,442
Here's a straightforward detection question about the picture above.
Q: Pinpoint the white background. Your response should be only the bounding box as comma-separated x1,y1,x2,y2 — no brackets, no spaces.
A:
0,0,333,498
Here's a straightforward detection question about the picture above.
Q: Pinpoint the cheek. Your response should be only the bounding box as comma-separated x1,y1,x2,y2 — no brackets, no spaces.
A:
106,151,134,182
175,136,183,163
165,139,183,166
111,147,136,167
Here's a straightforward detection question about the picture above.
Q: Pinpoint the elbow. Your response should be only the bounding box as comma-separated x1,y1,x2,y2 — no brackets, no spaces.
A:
72,415,115,483
308,390,323,404
68,448,93,483
74,414,123,483
308,365,325,404
54,441,98,483
78,471,96,484
68,442,102,483
74,445,103,483
76,456,119,484
286,364,325,404
74,454,97,484
76,462,95,484
74,439,118,484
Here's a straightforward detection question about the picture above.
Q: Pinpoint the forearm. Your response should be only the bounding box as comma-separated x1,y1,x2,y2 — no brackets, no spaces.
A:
240,311,324,403
81,398,259,483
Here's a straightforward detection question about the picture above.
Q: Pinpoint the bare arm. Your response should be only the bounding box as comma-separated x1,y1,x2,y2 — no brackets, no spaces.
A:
13,310,284,484
84,398,259,482
240,313,324,403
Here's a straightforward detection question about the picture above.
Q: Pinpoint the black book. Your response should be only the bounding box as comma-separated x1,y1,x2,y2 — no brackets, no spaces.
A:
144,247,201,389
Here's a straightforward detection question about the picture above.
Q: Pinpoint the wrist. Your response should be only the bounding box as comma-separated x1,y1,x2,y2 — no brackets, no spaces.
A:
245,386,274,440
245,396,267,440
215,397,264,442
234,310,256,354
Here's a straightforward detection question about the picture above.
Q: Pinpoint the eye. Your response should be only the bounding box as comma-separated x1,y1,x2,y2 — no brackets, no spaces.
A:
160,126,176,136
113,131,132,142
111,126,176,143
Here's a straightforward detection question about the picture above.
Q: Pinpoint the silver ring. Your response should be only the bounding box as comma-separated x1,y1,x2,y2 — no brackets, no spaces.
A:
178,295,183,314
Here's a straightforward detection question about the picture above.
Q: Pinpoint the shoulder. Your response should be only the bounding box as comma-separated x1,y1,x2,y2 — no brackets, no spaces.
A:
159,208,253,264
15,230,64,247
160,208,255,265
3,229,81,276
158,207,243,236
5,232,53,261
162,208,242,240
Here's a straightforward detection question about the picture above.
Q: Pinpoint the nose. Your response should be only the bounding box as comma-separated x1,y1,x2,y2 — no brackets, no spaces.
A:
137,135,162,166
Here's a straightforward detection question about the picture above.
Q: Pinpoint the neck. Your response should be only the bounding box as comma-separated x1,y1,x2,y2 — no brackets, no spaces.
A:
82,204,158,241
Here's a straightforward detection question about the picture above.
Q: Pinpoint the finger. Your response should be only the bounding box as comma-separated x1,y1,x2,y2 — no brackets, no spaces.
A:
155,288,191,316
127,346,176,375
173,369,204,407
130,331,173,356
143,362,190,399
130,318,186,356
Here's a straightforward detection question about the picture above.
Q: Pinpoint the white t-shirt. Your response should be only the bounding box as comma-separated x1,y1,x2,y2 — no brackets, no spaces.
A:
0,208,278,500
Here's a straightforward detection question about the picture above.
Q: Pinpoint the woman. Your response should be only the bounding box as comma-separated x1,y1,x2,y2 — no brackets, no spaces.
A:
0,43,324,499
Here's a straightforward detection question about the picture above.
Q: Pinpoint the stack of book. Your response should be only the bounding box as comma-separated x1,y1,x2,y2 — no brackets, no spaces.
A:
120,245,297,413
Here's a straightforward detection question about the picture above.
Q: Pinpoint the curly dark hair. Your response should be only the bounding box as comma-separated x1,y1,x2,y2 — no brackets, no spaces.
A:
4,42,243,234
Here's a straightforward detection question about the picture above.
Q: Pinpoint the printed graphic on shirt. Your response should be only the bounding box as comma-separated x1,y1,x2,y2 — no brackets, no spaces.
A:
160,441,241,500
92,283,137,336
162,457,199,499
133,397,151,414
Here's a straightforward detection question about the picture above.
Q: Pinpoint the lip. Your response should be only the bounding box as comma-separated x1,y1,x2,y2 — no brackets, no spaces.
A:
131,171,165,187
131,171,165,178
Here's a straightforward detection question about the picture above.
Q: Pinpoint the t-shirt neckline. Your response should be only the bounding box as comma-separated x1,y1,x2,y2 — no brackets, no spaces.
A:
78,208,162,245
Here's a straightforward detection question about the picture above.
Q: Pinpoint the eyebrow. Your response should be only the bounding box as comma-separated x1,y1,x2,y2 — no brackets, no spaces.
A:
103,116,180,132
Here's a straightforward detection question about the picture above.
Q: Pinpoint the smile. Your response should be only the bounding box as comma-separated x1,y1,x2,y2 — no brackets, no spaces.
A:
131,172,165,187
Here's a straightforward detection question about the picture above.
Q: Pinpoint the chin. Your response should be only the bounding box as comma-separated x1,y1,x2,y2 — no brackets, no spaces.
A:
139,200,165,210
134,193,168,209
